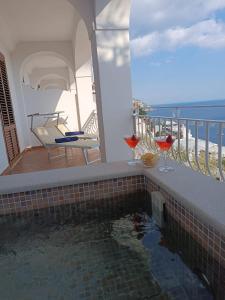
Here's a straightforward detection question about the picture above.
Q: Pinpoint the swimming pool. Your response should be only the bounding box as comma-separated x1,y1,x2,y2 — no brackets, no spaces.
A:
0,191,214,299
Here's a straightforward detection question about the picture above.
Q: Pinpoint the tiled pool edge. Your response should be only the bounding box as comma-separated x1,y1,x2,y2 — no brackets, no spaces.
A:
1,173,224,266
0,169,225,264
0,175,146,216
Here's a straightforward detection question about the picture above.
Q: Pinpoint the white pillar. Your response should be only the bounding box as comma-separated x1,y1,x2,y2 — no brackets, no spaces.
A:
75,20,96,128
76,63,95,128
91,0,133,162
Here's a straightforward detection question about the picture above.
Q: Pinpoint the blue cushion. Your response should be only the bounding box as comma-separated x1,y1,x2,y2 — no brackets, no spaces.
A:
55,136,78,143
65,131,85,136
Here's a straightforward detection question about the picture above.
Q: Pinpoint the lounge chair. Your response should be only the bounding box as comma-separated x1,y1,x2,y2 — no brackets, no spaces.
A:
32,126,100,165
56,123,98,140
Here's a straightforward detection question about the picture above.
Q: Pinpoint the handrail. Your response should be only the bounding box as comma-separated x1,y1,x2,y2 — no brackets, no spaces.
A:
137,115,225,124
27,111,65,129
134,114,225,182
81,110,98,135
150,104,225,110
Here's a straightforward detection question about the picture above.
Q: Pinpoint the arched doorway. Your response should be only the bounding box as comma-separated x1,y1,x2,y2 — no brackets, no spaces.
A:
19,51,78,147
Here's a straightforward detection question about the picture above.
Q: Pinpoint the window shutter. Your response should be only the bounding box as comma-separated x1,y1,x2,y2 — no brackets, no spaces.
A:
0,53,20,165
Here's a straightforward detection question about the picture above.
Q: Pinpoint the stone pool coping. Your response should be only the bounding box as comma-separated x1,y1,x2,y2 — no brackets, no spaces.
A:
0,160,225,234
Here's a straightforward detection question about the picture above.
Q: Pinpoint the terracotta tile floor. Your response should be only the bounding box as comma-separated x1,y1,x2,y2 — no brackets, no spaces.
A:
3,147,101,176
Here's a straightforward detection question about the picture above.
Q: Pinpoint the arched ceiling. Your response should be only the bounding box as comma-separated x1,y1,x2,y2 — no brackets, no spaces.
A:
37,74,69,90
21,52,72,91
0,0,80,50
24,54,67,76
0,0,95,91
40,78,68,91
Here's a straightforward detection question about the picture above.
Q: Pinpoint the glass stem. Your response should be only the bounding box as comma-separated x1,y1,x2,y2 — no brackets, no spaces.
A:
163,151,168,168
132,148,136,161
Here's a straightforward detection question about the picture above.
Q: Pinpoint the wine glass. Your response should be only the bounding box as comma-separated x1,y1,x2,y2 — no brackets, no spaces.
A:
124,134,140,165
154,134,174,172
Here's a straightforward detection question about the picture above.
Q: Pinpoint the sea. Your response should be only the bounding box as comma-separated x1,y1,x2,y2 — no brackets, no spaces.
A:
148,99,225,146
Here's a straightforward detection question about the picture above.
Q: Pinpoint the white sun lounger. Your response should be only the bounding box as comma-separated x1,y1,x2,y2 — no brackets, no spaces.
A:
56,123,98,140
32,126,100,164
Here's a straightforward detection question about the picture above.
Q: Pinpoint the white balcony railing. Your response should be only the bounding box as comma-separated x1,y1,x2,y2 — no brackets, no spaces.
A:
82,110,98,136
134,113,225,181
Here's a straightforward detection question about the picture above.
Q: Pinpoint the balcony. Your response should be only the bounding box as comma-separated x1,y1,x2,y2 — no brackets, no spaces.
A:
134,105,225,182
0,1,225,298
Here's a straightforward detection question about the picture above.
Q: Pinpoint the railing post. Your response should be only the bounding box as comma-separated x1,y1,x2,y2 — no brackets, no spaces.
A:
218,123,224,181
205,121,212,177
133,112,137,135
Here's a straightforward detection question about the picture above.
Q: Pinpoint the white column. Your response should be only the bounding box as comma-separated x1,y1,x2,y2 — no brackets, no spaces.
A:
76,62,95,128
75,20,96,129
91,0,133,162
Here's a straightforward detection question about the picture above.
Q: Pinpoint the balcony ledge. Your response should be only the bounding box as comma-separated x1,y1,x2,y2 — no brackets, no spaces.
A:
0,160,225,234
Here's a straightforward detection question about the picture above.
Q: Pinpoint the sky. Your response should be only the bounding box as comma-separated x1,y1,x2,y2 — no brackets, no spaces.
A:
130,0,225,105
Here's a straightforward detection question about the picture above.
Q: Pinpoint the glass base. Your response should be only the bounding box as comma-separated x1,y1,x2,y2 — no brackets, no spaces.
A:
158,166,174,173
127,159,140,166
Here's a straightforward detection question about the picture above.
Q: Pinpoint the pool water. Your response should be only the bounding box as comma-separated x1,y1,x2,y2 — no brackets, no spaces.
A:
0,193,213,300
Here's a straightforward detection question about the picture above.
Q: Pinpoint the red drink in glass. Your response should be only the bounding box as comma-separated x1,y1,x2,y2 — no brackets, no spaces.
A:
155,140,173,151
154,135,175,172
124,135,140,148
124,134,140,165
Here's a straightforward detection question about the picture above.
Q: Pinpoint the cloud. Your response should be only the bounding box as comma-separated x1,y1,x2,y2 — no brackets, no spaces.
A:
149,61,162,67
131,19,225,56
149,57,174,67
130,0,225,36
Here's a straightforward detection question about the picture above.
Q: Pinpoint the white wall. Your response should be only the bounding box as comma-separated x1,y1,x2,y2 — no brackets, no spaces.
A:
95,0,131,29
75,20,96,127
0,40,82,166
91,0,133,162
68,0,94,37
76,68,96,127
11,41,76,148
23,86,78,146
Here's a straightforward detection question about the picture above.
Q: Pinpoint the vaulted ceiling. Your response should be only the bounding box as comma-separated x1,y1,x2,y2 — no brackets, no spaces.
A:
0,0,79,50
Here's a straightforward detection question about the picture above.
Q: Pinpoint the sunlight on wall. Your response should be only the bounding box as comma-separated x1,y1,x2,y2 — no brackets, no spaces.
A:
55,90,77,129
96,0,130,29
97,31,130,67
23,86,78,147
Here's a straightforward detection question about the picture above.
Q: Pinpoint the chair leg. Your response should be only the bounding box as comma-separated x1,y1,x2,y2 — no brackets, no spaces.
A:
47,147,66,160
47,148,51,161
65,147,68,160
82,148,88,165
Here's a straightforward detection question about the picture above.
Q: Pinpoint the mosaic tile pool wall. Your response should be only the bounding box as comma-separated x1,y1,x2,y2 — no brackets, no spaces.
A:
0,174,224,298
1,190,213,300
0,176,145,216
146,178,225,299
